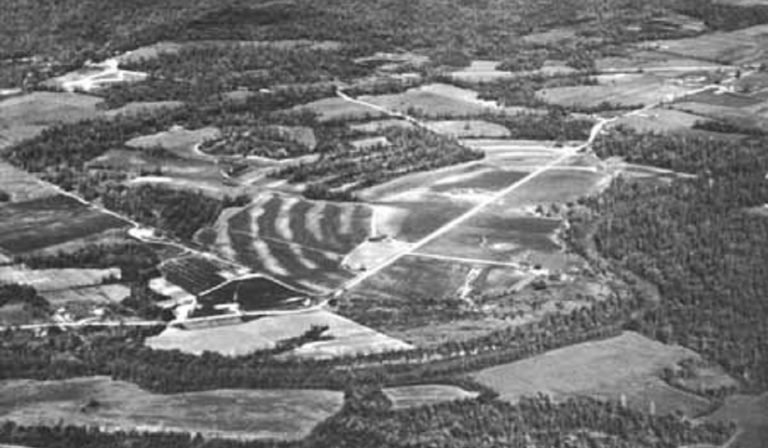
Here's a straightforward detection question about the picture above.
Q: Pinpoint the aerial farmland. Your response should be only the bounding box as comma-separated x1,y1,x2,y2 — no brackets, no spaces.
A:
1,0,767,447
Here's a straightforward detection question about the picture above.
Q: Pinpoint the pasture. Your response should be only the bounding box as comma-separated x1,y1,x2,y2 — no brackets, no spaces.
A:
0,376,344,441
537,73,693,108
427,120,511,138
0,265,121,292
0,92,103,149
0,162,56,202
0,195,129,254
40,284,130,305
612,107,705,134
595,51,727,74
450,60,576,83
292,97,384,122
103,100,184,118
646,23,768,65
147,309,412,359
382,385,479,409
348,119,415,133
473,332,720,417
358,83,505,117
125,126,221,160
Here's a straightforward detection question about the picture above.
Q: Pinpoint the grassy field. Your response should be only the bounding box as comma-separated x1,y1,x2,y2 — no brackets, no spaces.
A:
40,284,130,305
473,332,718,417
595,51,726,73
359,83,504,117
0,162,56,203
0,92,103,150
537,73,692,108
612,107,706,133
348,119,415,133
293,97,384,122
147,309,412,359
0,265,121,292
0,376,343,440
125,126,221,160
0,195,129,254
704,393,768,448
382,385,479,410
647,23,768,65
427,120,511,138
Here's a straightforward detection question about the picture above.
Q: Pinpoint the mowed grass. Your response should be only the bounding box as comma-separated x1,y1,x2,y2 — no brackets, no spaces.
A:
40,284,130,305
0,195,129,254
0,376,344,441
492,166,608,208
473,332,716,417
537,73,692,108
0,92,103,150
382,385,479,409
147,310,412,359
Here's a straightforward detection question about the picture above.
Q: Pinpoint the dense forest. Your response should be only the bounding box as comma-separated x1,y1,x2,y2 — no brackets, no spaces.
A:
573,129,768,391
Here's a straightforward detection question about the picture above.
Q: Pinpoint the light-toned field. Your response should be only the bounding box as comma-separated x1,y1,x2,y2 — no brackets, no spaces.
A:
0,376,343,441
382,385,479,409
348,119,415,133
40,284,130,305
0,265,121,292
0,161,56,202
612,107,706,133
293,97,384,122
358,83,505,117
427,120,511,138
126,126,221,160
269,125,317,150
704,393,768,448
43,59,147,92
595,51,727,74
147,309,412,359
645,24,768,65
537,73,694,108
0,92,103,149
205,193,371,291
450,60,576,83
103,101,184,118
473,332,718,417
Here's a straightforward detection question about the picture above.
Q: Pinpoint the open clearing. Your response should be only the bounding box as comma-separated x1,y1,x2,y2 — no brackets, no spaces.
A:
426,120,511,138
704,393,768,448
0,92,103,149
43,58,147,93
646,24,768,65
103,100,184,118
537,73,694,108
40,284,130,305
612,107,706,133
293,97,384,122
126,126,221,160
0,195,129,254
449,60,576,83
147,309,412,359
382,385,479,409
595,51,728,74
348,119,415,133
473,332,720,417
0,265,121,292
0,162,56,202
358,83,508,117
0,376,343,441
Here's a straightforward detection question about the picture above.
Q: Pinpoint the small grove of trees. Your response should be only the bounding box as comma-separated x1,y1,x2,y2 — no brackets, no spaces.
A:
0,284,50,318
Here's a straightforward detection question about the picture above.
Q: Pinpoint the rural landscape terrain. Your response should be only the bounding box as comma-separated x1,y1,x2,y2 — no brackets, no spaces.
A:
1,0,768,446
